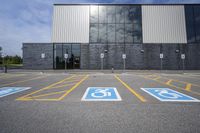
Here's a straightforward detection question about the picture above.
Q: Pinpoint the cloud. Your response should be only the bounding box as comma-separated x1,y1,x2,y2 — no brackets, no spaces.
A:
0,0,200,56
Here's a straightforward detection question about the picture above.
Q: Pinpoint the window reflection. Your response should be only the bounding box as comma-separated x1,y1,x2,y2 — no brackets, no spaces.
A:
185,5,200,43
90,5,98,23
54,44,80,69
89,5,142,44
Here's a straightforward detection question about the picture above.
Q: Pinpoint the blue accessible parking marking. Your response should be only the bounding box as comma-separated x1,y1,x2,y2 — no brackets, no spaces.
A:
141,88,199,102
81,87,122,101
0,87,31,98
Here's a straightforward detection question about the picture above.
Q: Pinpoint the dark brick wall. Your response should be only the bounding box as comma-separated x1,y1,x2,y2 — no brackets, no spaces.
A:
23,43,200,70
23,43,53,69
80,43,200,70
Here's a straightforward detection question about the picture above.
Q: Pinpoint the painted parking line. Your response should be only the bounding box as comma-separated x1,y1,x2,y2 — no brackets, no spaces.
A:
141,74,200,96
141,88,199,102
114,75,146,102
81,87,122,101
16,75,89,101
0,87,31,98
16,75,76,101
0,75,48,87
0,74,26,79
57,75,89,101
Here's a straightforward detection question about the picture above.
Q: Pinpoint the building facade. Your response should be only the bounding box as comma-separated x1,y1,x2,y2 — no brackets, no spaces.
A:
23,4,200,70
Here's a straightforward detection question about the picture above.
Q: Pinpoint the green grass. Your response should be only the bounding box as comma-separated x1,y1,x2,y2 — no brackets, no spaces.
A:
0,64,23,67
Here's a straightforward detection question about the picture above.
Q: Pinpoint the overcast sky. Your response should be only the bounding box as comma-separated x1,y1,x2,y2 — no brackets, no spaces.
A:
0,0,200,56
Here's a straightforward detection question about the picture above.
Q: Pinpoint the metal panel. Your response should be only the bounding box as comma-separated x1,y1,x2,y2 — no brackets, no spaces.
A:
142,5,187,43
52,5,89,43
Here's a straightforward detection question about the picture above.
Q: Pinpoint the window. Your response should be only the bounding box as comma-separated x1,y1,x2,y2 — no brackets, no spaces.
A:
116,24,124,43
125,24,133,43
185,5,200,43
89,5,142,44
99,24,107,43
107,6,116,23
108,24,115,43
194,5,200,42
54,44,80,69
99,6,107,23
90,24,98,43
90,5,98,23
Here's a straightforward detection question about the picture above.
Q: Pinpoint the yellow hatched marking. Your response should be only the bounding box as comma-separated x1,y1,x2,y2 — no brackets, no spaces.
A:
165,79,173,85
50,83,76,89
115,75,146,102
153,74,200,88
34,99,60,101
16,75,75,100
26,90,66,99
58,75,89,101
153,76,161,80
185,83,192,91
140,75,200,96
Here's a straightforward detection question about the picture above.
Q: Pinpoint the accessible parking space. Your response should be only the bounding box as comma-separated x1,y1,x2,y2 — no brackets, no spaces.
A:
64,74,143,103
0,72,200,133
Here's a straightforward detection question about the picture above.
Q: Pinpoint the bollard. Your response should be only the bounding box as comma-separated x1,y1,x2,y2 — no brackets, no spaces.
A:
112,67,114,73
4,65,7,73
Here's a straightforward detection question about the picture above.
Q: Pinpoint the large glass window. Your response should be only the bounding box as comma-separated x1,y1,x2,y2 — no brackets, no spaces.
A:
108,24,115,43
90,24,98,43
54,44,80,69
185,5,200,43
89,5,142,44
194,5,200,41
99,6,107,23
107,6,116,23
90,5,98,23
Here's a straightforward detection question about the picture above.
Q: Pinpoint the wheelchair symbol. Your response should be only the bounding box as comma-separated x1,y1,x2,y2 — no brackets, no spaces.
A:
155,89,182,99
91,89,111,98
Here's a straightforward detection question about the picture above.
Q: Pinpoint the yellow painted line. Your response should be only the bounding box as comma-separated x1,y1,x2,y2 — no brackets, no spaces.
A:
62,79,82,84
26,90,66,99
0,75,47,87
154,74,200,88
153,76,161,80
165,79,173,85
58,75,89,101
114,75,146,102
0,74,26,79
185,83,192,91
140,75,200,96
51,83,76,89
18,98,60,101
34,99,60,101
16,75,75,100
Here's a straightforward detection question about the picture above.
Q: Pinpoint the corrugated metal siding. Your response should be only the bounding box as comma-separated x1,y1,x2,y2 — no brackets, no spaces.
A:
52,5,89,43
142,5,187,43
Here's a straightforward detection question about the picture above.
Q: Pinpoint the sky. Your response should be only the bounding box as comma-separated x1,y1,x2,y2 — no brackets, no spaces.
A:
0,0,200,56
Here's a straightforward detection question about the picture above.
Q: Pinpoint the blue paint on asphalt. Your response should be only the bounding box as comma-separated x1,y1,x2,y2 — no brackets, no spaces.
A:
0,87,31,98
141,88,199,102
82,87,121,101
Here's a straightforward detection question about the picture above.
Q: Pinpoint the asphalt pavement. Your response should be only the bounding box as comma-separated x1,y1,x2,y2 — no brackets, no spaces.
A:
0,71,199,133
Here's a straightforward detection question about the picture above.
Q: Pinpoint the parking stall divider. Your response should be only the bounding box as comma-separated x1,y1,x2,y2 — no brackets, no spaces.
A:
114,75,147,102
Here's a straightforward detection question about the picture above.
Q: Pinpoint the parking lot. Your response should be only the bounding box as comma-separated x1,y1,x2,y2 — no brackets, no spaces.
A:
0,71,200,133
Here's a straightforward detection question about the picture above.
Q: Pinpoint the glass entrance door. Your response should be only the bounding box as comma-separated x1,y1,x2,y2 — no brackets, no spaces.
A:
54,44,80,69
